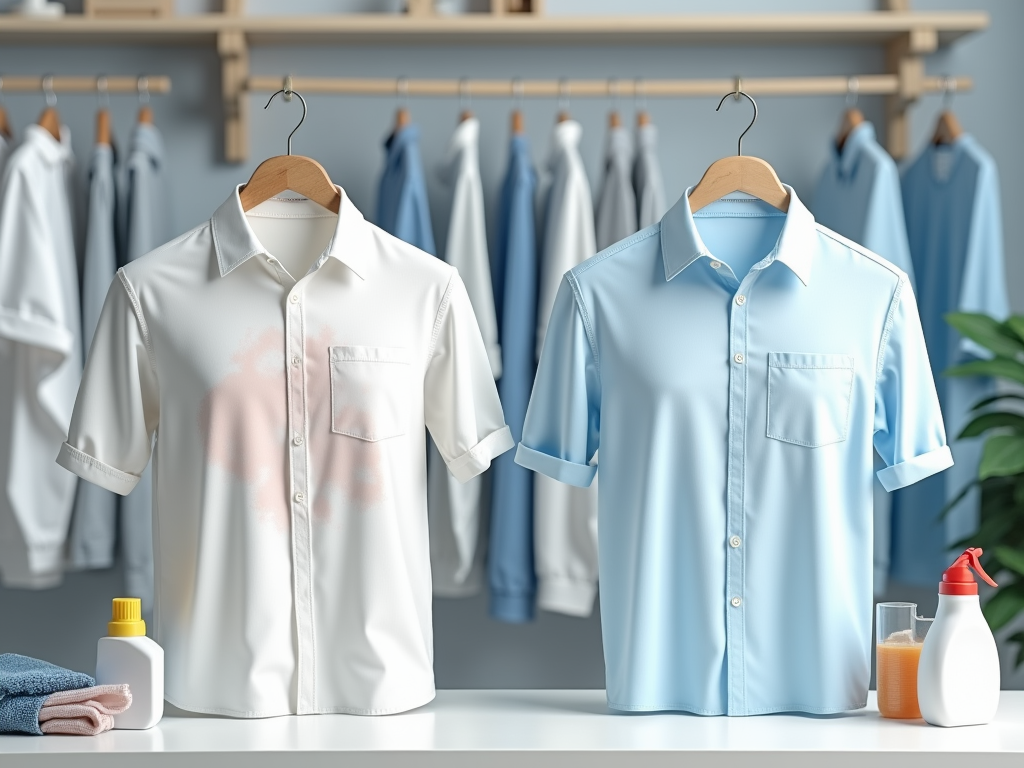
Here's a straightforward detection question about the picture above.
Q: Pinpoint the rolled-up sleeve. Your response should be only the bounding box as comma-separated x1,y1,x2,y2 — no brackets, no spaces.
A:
874,277,954,492
56,271,159,495
425,271,513,483
515,277,600,487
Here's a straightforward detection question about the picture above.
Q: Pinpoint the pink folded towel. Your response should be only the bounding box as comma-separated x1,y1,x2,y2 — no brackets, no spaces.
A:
38,685,132,735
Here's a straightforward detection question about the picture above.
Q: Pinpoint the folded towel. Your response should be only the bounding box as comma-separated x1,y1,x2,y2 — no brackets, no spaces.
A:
39,685,132,735
0,654,96,735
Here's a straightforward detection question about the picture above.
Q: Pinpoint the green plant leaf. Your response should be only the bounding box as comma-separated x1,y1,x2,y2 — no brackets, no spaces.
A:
979,435,1024,479
971,392,1024,411
982,583,1024,631
959,412,1024,439
946,359,1024,386
994,547,1024,577
946,313,1024,359
1006,316,1024,344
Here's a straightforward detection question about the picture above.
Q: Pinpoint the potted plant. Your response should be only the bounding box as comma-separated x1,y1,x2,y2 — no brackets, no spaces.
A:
944,312,1024,668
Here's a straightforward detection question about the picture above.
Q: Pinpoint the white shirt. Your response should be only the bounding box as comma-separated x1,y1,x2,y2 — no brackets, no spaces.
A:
0,125,81,589
429,117,501,596
58,187,512,717
535,120,599,617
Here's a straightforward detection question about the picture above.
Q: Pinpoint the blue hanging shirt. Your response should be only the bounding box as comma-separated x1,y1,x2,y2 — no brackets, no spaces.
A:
488,135,539,622
376,124,436,255
813,120,915,595
891,134,1009,585
516,186,951,715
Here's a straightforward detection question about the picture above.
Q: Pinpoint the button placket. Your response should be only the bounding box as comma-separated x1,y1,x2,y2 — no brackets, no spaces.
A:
284,285,316,714
725,274,754,715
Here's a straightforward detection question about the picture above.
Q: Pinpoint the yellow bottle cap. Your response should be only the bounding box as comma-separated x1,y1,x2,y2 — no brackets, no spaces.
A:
108,597,146,637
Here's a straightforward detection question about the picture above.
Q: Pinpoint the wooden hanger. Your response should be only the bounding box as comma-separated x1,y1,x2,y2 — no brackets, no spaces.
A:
932,110,963,145
511,109,524,135
37,75,60,141
688,91,790,214
239,89,341,214
0,105,11,140
137,76,154,125
608,110,622,129
96,108,112,146
636,110,651,128
835,107,864,152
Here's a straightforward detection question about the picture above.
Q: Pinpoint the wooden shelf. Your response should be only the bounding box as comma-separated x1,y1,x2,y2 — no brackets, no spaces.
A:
0,12,988,47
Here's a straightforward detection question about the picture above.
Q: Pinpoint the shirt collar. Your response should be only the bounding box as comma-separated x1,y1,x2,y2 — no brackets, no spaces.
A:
130,122,164,167
546,119,583,170
211,184,373,280
23,123,70,167
834,121,875,178
660,184,817,286
439,117,479,184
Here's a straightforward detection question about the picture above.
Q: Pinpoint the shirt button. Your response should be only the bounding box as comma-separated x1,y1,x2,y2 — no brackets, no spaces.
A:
293,435,304,446
731,596,743,608
291,356,300,366
735,295,746,306
733,353,745,364
729,536,742,548
294,492,305,503
709,260,722,269
289,294,300,304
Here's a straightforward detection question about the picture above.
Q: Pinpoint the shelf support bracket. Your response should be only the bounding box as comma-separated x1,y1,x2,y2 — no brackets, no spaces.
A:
218,28,249,163
884,26,937,159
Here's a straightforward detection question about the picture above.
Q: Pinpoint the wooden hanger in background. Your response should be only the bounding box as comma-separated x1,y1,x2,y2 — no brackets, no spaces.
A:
37,75,60,141
688,90,790,214
637,110,651,128
932,76,963,146
239,88,341,214
137,75,154,124
510,79,524,135
0,105,10,140
96,76,112,146
835,106,864,152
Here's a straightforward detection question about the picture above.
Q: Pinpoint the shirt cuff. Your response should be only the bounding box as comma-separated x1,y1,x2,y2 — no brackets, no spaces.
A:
0,307,75,356
490,591,535,624
538,576,597,618
877,445,954,492
56,443,141,496
514,444,597,488
445,426,515,484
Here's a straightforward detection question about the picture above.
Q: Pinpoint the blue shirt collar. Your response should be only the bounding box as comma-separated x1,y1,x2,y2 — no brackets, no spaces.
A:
212,184,373,280
660,184,817,286
834,121,875,179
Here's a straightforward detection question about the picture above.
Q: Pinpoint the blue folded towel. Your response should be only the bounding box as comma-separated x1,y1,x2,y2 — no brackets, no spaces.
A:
0,654,95,735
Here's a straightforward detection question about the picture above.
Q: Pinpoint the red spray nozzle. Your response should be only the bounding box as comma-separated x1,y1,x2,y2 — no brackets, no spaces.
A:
940,547,998,595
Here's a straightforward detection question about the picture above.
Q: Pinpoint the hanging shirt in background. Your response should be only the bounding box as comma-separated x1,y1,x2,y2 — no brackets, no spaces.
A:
119,122,170,616
892,134,1009,586
68,143,120,571
0,125,81,589
527,119,600,621
377,124,436,255
0,133,10,181
595,124,637,250
430,117,500,597
633,122,667,229
488,133,539,622
813,120,914,595
516,186,951,716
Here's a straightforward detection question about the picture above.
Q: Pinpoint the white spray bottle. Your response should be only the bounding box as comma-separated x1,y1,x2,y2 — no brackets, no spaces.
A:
917,547,1000,727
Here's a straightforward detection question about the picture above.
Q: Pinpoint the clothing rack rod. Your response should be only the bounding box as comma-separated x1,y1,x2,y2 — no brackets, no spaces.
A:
0,76,172,94
246,74,971,98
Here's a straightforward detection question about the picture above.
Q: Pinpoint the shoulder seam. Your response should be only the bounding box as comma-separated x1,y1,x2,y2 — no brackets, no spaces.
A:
565,272,600,376
427,266,457,364
814,225,905,279
572,224,661,279
117,269,158,384
875,276,906,386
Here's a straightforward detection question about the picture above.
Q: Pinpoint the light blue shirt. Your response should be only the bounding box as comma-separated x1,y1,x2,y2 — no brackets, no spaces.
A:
376,125,436,256
814,120,915,595
68,144,120,571
892,134,1009,585
488,135,539,621
516,187,952,715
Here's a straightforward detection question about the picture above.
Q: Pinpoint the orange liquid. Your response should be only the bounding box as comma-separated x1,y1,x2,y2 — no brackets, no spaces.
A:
876,642,923,718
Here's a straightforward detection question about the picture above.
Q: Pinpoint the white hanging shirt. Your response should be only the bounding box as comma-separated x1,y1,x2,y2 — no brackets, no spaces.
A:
0,125,81,589
429,116,501,596
57,187,512,717
534,119,600,617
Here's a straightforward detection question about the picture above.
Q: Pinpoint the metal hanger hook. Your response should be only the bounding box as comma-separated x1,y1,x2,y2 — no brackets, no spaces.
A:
396,76,409,111
264,87,307,156
511,78,524,111
716,88,757,157
942,74,957,110
846,76,859,108
42,74,56,107
459,78,471,113
558,78,570,113
97,74,110,109
137,75,150,105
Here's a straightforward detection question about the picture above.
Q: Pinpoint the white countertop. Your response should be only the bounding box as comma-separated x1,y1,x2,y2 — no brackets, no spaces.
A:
1,690,1022,767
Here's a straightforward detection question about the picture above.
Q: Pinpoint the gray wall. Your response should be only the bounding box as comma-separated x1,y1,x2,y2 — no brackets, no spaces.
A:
1,0,1023,692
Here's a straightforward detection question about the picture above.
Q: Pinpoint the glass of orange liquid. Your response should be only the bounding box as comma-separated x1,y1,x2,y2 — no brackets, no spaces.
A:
876,602,932,719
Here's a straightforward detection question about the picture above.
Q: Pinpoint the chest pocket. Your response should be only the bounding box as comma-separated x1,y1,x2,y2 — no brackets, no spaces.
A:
766,352,855,448
330,346,410,441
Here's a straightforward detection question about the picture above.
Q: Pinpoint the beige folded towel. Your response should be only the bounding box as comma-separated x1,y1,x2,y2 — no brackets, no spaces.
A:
38,685,132,735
